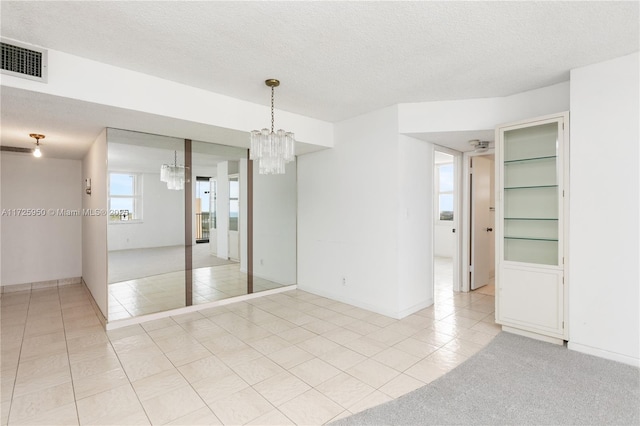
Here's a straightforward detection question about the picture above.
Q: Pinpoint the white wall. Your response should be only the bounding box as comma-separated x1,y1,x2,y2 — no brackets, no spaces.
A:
397,135,433,315
298,106,402,316
568,52,639,366
82,130,108,317
1,47,333,149
399,81,570,134
434,224,455,257
108,172,183,251
0,153,82,286
253,160,297,285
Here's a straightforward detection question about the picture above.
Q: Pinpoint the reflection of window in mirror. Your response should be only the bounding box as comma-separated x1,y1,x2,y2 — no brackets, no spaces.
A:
229,176,239,232
109,172,142,221
437,163,454,221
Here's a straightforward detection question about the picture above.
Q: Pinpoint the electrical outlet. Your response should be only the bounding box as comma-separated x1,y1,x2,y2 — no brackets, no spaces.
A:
260,259,264,266
342,277,347,286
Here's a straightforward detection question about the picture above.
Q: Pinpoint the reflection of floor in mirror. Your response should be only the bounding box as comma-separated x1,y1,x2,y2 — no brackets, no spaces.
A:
108,263,287,321
108,244,236,283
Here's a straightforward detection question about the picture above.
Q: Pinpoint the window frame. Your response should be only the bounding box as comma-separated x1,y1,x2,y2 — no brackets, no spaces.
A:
108,172,143,223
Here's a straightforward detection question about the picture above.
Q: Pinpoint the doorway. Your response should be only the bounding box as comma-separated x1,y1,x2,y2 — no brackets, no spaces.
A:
195,177,211,243
433,146,462,306
432,145,496,296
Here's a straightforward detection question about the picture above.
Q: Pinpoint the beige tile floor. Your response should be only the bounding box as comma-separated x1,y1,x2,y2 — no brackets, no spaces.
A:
109,264,287,321
1,261,498,425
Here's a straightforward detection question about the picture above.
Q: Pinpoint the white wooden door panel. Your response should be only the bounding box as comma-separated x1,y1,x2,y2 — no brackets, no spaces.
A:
471,156,492,290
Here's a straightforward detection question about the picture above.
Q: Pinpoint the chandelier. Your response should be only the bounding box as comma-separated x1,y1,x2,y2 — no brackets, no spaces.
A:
160,150,185,190
250,79,295,174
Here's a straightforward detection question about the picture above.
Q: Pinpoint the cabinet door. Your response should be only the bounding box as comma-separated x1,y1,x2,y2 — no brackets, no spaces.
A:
496,113,568,340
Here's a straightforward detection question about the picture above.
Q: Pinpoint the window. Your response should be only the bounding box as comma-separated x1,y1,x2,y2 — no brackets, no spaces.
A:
109,173,142,221
437,163,454,221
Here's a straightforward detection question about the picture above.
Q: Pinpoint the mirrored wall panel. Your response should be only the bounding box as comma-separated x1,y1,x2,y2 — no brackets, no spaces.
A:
106,129,297,322
107,129,186,320
190,140,249,305
252,160,297,292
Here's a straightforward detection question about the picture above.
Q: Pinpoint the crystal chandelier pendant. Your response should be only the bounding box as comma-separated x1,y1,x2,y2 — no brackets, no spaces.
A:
249,79,296,175
160,151,185,190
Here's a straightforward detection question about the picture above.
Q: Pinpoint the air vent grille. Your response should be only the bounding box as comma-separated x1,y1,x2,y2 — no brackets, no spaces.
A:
1,146,34,154
1,39,47,82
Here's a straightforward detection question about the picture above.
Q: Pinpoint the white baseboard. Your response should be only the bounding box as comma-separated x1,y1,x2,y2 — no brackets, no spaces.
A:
502,326,565,345
297,285,432,319
568,342,640,367
1,277,82,294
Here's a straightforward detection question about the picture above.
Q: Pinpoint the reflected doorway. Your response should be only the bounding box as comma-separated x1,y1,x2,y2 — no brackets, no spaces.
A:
195,177,211,243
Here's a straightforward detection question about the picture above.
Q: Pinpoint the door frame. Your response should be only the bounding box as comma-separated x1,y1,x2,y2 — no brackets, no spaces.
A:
461,148,495,292
433,145,462,293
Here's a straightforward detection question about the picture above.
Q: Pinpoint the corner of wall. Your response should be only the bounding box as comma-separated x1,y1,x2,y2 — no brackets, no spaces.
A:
81,129,108,317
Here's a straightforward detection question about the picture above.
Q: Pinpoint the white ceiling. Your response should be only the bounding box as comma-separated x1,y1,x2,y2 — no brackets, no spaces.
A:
1,1,638,158
107,129,247,174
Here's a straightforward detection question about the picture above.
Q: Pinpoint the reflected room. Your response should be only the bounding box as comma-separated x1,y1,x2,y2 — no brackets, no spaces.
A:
106,129,296,322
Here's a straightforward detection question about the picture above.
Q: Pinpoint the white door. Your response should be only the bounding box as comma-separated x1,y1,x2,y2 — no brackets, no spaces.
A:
471,155,492,290
228,176,240,261
209,178,217,255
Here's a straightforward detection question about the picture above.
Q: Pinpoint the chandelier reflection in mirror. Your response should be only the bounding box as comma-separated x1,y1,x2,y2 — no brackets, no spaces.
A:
160,150,185,190
250,79,295,174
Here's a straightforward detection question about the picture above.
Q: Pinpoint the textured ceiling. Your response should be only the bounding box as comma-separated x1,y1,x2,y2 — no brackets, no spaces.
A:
2,1,638,123
0,1,638,159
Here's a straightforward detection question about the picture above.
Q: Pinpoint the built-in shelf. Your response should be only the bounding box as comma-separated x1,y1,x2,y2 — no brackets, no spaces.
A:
504,185,557,190
497,114,567,340
504,155,557,164
504,218,558,221
504,237,558,242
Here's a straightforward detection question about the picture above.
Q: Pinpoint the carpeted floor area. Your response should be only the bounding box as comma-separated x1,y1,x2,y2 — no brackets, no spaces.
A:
108,244,236,283
332,332,640,425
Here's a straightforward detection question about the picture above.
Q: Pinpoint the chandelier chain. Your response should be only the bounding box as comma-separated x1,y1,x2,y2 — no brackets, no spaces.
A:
271,86,275,133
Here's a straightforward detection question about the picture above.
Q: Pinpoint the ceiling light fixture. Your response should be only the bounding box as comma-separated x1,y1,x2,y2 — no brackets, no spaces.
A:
250,79,295,175
469,139,490,152
30,133,45,157
160,150,185,190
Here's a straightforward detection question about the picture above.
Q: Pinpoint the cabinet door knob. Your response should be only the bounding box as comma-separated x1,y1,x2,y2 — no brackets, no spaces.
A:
486,227,493,232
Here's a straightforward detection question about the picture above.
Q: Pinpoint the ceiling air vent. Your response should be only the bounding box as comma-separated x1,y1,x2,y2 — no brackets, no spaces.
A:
1,39,47,82
1,146,34,154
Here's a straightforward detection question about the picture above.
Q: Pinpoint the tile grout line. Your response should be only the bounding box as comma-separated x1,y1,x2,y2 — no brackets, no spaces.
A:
163,316,227,425
57,286,82,426
4,290,31,425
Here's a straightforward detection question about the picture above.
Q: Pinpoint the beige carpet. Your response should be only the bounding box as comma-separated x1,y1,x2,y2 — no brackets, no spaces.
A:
333,332,640,425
